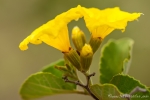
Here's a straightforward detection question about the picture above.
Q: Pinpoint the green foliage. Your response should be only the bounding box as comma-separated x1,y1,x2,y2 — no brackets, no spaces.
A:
90,84,126,100
20,38,150,100
20,60,77,99
100,38,134,84
20,72,76,99
41,59,65,77
110,74,150,100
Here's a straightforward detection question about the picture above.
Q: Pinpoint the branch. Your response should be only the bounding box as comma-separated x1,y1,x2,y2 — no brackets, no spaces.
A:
62,72,99,100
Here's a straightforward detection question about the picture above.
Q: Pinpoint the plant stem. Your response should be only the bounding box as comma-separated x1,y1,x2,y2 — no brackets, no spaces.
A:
125,86,147,100
62,72,99,100
129,86,147,95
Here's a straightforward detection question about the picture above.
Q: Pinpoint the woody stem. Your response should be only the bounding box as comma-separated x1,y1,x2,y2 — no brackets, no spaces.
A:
62,72,99,100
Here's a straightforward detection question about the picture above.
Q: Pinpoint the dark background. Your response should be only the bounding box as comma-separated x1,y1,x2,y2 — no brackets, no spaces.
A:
0,0,149,100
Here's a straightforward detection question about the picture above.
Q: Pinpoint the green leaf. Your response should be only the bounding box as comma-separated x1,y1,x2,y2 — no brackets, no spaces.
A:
100,38,134,84
90,84,126,100
110,74,150,100
41,59,65,77
20,72,76,99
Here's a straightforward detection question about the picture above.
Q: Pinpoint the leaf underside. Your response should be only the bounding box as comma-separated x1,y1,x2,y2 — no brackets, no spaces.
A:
110,74,150,100
100,38,134,84
90,84,126,100
20,72,76,99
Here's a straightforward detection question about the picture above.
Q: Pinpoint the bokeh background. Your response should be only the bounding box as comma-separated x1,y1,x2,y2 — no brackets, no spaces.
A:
0,0,150,100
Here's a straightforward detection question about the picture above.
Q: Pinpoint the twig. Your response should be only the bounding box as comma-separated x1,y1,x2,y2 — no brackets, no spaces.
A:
62,72,99,100
124,86,147,100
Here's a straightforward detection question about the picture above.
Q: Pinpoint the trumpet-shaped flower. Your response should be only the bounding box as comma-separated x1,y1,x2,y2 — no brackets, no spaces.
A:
19,6,83,52
19,21,70,52
79,6,142,38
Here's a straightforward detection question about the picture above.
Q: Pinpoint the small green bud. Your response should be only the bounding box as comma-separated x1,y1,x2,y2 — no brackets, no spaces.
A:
55,65,77,80
55,65,68,72
63,48,81,71
72,26,86,52
89,37,103,53
64,56,73,71
80,44,93,72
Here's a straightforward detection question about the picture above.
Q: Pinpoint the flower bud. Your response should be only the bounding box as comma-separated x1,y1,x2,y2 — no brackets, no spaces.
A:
89,37,103,53
72,26,86,52
63,48,81,71
55,65,68,72
80,44,93,72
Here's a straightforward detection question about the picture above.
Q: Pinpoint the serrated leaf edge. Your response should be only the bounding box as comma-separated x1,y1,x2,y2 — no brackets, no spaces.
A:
110,74,150,92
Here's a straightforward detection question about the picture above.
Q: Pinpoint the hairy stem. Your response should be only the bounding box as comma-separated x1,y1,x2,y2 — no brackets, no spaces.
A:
62,72,99,100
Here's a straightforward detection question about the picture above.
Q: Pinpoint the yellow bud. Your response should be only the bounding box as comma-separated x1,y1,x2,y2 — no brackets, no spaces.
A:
72,26,86,52
63,48,81,71
89,37,103,53
80,44,93,72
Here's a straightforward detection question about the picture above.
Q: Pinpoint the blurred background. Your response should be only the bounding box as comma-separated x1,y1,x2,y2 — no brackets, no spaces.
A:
0,0,150,100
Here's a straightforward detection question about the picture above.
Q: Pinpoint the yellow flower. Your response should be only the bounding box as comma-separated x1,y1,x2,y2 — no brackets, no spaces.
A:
19,5,142,71
19,21,70,52
79,6,142,38
19,5,83,52
19,5,142,53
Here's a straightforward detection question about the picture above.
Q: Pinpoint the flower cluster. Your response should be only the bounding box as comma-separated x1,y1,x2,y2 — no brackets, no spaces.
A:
19,5,141,72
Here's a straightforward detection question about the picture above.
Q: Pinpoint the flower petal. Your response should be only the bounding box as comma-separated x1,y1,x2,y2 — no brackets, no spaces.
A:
80,6,141,38
39,26,70,52
19,5,83,52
